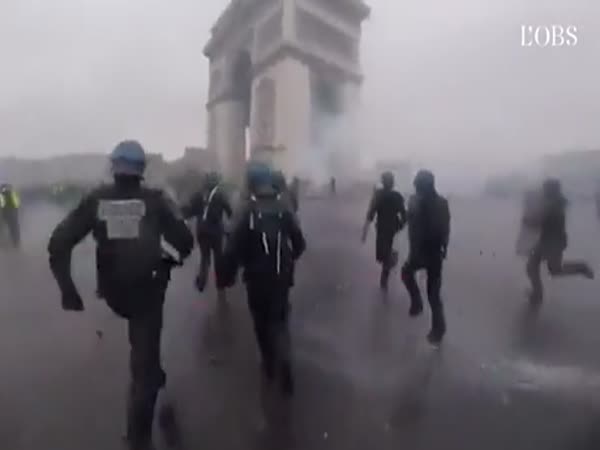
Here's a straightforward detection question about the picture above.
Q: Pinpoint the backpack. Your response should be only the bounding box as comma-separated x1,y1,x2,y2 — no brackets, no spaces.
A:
247,194,291,280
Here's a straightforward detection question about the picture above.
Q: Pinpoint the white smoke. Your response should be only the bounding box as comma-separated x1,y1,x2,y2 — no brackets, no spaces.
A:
296,87,368,187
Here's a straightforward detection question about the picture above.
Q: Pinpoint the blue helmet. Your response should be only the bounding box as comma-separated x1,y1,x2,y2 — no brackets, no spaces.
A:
246,161,272,192
110,140,147,177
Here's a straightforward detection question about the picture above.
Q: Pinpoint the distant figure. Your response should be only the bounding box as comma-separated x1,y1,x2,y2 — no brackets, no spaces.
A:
181,171,232,301
401,170,450,345
525,178,594,306
362,172,406,291
330,177,336,196
0,184,21,248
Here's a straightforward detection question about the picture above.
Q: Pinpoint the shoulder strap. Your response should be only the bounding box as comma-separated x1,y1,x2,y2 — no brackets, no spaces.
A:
202,185,219,220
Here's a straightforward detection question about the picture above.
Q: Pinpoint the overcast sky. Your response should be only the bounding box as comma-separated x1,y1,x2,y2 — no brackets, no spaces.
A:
1,0,598,177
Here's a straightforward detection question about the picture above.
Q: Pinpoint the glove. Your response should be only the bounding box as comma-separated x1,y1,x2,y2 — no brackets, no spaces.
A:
61,290,84,311
441,246,448,260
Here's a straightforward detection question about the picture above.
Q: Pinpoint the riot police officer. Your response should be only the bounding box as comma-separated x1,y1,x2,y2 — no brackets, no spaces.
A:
181,171,232,300
222,162,306,396
48,140,194,450
401,170,450,345
526,178,594,305
362,172,407,290
0,183,21,248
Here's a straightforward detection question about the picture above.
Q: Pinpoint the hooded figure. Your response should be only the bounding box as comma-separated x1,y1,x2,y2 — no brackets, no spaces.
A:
221,162,306,396
362,171,407,290
401,170,450,345
525,178,594,305
48,140,194,450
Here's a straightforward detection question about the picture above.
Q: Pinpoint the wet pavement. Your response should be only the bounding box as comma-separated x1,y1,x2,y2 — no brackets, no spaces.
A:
1,195,600,449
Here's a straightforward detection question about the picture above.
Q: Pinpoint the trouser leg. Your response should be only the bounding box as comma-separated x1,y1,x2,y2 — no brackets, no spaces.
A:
247,286,275,377
376,232,394,290
402,258,424,315
426,258,446,341
6,212,19,248
196,236,211,292
126,303,165,448
526,248,544,303
547,251,594,279
211,234,228,298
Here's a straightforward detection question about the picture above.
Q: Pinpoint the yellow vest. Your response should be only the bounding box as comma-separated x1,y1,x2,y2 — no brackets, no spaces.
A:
0,191,19,209
11,191,20,208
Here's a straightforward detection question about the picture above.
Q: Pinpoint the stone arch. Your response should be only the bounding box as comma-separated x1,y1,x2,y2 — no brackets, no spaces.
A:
231,49,253,127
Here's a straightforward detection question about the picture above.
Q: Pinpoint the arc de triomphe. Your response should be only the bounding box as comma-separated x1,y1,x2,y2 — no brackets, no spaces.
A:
204,0,370,184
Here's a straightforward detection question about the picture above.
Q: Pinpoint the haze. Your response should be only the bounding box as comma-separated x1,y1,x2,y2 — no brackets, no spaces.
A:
1,0,598,180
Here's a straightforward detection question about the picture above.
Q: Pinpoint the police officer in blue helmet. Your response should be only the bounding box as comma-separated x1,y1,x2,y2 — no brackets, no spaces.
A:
48,140,194,450
181,169,232,297
222,161,306,395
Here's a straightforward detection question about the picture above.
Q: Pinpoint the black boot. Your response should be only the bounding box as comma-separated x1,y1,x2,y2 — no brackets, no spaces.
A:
380,267,389,291
125,387,158,450
409,301,423,317
427,307,446,345
280,362,295,396
158,403,182,448
528,288,543,307
261,359,275,383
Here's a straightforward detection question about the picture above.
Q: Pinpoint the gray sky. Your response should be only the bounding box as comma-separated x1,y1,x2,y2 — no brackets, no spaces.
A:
1,0,598,176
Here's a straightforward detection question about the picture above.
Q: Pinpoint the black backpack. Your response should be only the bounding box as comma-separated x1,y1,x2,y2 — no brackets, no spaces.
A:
247,194,292,281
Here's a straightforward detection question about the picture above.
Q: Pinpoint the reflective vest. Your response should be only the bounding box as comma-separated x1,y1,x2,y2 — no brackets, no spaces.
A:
0,191,19,209
11,191,20,208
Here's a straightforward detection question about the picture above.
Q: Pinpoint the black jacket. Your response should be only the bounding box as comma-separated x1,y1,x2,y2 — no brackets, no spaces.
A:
407,190,450,258
181,185,232,237
222,187,306,287
539,195,568,251
366,188,407,235
48,181,194,314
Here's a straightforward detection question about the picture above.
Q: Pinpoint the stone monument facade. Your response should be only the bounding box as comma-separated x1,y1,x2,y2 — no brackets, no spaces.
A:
204,0,370,184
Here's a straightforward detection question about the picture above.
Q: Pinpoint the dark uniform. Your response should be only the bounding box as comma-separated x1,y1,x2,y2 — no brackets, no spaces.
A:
181,172,232,297
290,176,300,213
401,170,450,345
0,184,21,248
362,172,407,290
48,141,193,450
222,164,306,395
526,178,594,305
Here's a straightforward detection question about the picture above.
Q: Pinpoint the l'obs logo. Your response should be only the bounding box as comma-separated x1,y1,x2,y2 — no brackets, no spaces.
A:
521,25,578,47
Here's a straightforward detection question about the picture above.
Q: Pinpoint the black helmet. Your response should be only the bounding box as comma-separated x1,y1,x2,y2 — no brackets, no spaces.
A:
381,171,394,190
413,170,435,193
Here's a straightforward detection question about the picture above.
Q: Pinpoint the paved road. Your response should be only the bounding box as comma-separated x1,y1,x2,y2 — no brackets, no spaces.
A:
1,195,600,450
